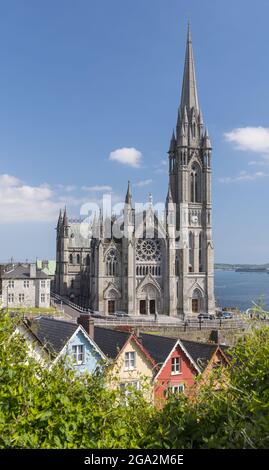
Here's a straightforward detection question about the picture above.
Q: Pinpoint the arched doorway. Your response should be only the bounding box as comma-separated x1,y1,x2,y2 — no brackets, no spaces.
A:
192,288,203,314
138,284,160,315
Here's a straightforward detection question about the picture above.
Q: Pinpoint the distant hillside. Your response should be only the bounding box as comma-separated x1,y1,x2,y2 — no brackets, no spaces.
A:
215,263,269,271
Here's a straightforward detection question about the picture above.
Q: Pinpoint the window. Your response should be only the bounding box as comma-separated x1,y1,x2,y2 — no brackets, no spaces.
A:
47,280,50,287
41,294,46,303
41,280,46,288
124,351,136,370
8,280,14,289
190,164,201,203
120,381,140,395
8,294,14,303
19,294,25,302
24,280,30,288
69,254,73,264
72,345,85,365
71,279,74,289
105,249,119,276
171,357,182,375
168,384,185,395
77,254,80,264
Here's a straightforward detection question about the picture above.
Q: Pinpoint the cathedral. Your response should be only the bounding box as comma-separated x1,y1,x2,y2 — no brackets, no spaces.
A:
55,26,215,318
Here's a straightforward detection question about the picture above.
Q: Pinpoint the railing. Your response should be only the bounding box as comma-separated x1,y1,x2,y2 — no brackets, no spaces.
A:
92,318,251,330
51,292,269,330
51,293,90,314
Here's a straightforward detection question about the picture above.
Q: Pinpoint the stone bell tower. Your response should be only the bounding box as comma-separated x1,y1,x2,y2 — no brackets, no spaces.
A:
167,25,215,317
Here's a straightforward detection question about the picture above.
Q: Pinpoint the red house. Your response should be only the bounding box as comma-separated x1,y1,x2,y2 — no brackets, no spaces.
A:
140,333,229,407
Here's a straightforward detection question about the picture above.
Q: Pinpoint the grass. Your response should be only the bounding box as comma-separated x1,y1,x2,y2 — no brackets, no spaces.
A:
0,307,60,315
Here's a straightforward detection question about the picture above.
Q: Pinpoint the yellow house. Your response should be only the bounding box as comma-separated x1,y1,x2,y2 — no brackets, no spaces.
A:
93,327,156,401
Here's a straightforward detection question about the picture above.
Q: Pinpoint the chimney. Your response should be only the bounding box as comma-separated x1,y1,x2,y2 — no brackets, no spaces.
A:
210,330,220,344
30,263,37,278
77,314,94,339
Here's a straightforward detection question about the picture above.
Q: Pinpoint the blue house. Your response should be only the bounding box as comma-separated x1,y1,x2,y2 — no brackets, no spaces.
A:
22,316,105,375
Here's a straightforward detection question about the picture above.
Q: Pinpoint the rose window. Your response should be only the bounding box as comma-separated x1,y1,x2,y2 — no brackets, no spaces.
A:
136,239,161,262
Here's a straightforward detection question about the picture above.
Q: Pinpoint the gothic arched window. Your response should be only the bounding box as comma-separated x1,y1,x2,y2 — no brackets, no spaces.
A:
69,254,73,264
189,232,194,272
105,249,119,277
77,254,80,264
199,232,203,272
190,163,201,203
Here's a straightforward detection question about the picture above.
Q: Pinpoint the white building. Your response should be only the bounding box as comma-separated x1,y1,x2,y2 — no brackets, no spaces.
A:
1,263,51,309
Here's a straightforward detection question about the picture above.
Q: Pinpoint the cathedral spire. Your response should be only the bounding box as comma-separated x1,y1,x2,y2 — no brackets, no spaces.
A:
169,130,176,153
57,209,62,231
203,127,212,149
166,182,173,205
125,180,132,205
180,23,199,114
62,206,68,227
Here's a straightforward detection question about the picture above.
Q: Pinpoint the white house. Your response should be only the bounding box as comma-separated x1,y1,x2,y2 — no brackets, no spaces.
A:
1,263,51,308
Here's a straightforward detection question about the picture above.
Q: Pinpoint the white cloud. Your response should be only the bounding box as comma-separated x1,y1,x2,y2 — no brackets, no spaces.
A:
0,174,87,223
57,184,76,192
134,179,153,187
109,148,142,168
219,170,268,184
224,127,269,154
82,185,113,192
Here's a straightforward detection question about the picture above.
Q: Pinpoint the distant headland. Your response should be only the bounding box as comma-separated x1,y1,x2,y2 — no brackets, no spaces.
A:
215,263,269,272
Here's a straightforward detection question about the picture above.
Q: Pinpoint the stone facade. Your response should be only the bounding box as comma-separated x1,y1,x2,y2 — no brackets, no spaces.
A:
55,26,215,318
1,263,51,309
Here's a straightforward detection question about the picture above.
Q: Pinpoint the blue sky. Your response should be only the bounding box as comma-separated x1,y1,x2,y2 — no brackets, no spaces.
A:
0,0,269,263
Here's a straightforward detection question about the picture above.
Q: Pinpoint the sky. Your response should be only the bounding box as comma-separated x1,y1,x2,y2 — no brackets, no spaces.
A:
0,0,269,264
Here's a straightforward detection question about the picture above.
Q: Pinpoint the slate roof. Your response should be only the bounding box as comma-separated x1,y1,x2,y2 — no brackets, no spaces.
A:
94,327,131,360
139,334,177,365
2,265,49,280
140,333,219,371
181,339,218,371
26,316,78,355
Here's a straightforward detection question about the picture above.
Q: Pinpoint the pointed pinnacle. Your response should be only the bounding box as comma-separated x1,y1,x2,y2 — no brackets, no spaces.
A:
180,23,200,113
125,180,132,204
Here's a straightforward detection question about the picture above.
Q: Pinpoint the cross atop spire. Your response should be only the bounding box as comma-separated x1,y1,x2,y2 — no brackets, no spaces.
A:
180,23,199,114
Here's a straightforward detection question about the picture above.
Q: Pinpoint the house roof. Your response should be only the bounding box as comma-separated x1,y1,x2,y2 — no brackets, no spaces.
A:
139,333,177,365
94,327,131,360
36,260,56,277
26,316,78,355
2,265,49,280
180,339,218,371
140,333,219,372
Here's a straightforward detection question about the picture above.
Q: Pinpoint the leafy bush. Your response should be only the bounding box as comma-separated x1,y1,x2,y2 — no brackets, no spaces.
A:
0,313,268,448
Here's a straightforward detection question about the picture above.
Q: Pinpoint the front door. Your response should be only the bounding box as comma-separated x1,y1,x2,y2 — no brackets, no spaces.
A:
150,299,156,314
140,300,146,315
108,300,115,314
192,299,199,313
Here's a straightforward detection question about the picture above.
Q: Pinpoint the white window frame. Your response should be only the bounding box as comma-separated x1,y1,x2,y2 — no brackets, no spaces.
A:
40,294,46,303
124,351,136,370
24,280,30,288
169,384,185,394
19,293,25,302
8,280,14,289
41,280,46,288
120,381,140,394
8,293,14,303
171,357,182,375
72,345,85,365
